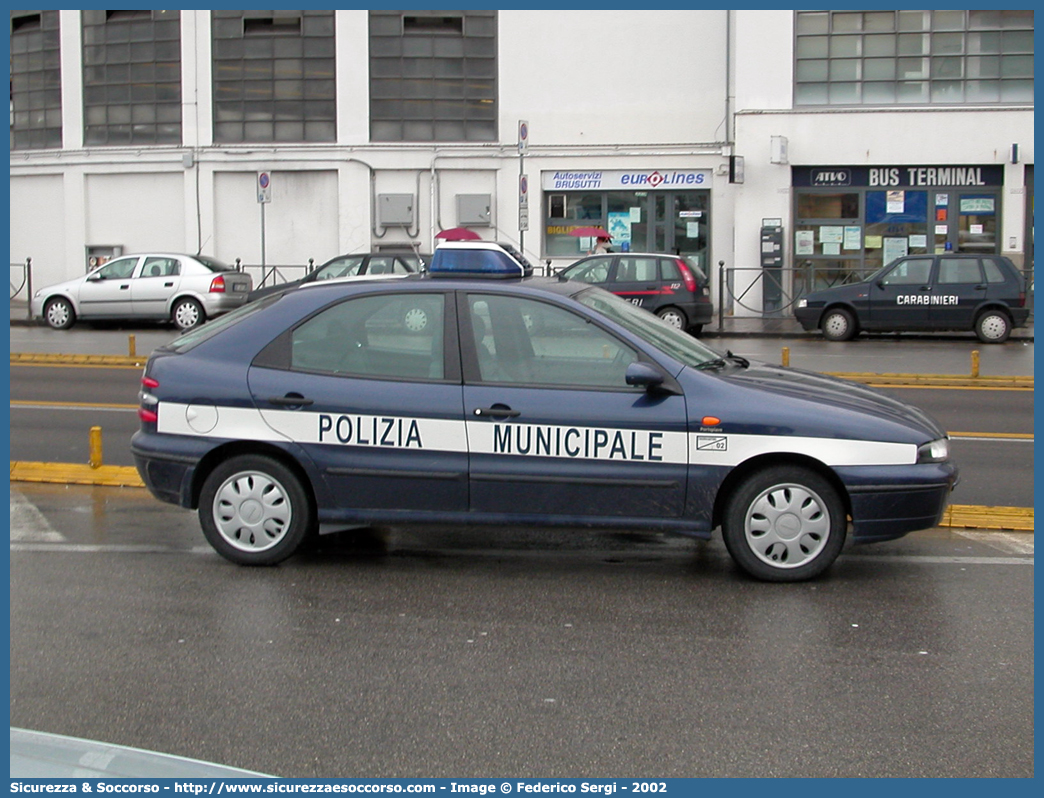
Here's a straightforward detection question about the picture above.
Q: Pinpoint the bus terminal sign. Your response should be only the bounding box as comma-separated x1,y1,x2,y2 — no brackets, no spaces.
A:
542,169,712,191
795,164,1004,189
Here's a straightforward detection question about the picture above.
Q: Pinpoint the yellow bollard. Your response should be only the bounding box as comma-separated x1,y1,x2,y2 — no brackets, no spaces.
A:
88,426,103,468
970,350,980,378
781,347,790,368
128,334,137,358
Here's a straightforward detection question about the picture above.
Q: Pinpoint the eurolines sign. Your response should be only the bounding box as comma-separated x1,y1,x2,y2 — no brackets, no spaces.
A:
542,169,712,191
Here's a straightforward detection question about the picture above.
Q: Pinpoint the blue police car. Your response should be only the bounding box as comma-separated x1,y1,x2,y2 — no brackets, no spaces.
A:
132,241,957,581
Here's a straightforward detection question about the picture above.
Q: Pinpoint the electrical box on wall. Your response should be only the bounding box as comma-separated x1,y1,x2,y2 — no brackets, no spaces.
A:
85,245,123,272
377,194,415,226
457,194,491,226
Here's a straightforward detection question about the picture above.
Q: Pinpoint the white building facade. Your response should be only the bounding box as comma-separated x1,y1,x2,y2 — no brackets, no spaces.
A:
10,9,1034,317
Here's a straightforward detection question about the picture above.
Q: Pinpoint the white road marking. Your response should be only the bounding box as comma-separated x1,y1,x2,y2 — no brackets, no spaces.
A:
9,487,66,542
954,530,1035,555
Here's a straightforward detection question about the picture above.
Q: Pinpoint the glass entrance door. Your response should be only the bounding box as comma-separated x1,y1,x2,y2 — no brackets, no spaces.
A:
648,191,710,271
955,193,998,254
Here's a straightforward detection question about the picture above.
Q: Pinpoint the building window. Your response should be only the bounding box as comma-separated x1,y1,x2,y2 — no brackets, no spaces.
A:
369,9,497,142
794,9,1034,107
81,9,182,146
10,10,62,150
212,10,336,144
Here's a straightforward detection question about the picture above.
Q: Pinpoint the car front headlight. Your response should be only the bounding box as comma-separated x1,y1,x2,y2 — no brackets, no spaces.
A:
797,298,808,308
917,438,950,463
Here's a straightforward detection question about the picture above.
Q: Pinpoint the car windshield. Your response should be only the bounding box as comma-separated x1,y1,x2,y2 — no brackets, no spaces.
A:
194,255,234,272
575,287,723,368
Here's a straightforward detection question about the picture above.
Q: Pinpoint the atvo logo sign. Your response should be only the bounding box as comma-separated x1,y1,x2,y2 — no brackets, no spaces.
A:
811,169,851,187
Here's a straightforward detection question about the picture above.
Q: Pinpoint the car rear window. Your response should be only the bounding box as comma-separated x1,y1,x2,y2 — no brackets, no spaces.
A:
194,255,235,272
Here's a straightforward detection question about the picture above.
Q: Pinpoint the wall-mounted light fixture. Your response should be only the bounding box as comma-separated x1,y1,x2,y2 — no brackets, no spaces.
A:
770,135,789,165
1011,143,1020,164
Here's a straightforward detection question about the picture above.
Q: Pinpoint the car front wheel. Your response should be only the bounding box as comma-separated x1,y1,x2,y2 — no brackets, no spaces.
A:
199,454,315,565
172,297,205,330
975,310,1011,343
722,465,846,582
821,307,857,341
43,297,75,329
656,307,687,329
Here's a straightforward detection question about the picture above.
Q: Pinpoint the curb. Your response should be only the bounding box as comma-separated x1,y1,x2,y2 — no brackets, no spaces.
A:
8,461,1033,532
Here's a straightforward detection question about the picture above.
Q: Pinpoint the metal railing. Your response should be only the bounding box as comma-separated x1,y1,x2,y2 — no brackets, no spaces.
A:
234,259,316,290
10,257,31,301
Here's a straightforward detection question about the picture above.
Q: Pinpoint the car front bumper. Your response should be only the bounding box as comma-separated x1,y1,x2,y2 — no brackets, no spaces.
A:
838,461,959,543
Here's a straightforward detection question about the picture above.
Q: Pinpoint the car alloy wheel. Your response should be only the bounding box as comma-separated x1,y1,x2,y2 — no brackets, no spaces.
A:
199,455,314,565
722,465,846,582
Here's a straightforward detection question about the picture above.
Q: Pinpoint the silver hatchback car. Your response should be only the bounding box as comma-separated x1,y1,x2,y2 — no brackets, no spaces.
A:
31,253,253,330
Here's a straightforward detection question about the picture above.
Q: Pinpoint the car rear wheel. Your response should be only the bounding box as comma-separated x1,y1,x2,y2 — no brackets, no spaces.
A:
821,308,856,341
199,454,314,565
722,465,846,582
43,297,75,330
656,307,687,329
975,310,1011,343
172,297,205,330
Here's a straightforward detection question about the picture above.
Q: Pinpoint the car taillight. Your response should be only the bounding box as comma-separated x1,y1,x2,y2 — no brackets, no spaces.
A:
1017,291,1026,307
676,259,697,294
209,274,226,293
139,374,159,422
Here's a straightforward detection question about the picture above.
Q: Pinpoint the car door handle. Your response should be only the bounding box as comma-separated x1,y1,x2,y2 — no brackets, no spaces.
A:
120,284,130,290
267,394,314,407
918,285,931,291
164,281,174,287
473,405,520,418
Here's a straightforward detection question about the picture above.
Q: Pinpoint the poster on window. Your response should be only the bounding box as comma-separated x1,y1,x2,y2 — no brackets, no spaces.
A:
607,212,632,248
883,237,908,266
886,190,906,214
795,230,815,255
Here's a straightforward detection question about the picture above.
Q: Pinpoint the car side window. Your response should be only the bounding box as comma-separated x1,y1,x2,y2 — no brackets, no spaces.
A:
316,257,364,281
937,258,983,284
566,257,611,284
96,256,139,280
142,257,179,278
660,258,681,281
290,293,445,380
467,293,638,388
982,259,1009,284
881,258,932,286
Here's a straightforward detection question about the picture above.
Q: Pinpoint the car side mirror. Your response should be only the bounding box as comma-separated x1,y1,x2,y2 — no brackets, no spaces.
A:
87,273,104,281
626,362,665,391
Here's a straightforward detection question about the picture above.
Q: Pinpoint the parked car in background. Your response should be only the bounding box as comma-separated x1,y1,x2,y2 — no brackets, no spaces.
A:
30,253,252,331
248,251,426,302
795,253,1030,343
558,252,713,334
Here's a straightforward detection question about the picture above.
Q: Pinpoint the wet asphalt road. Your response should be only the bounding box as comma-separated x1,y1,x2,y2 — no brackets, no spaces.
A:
9,483,1034,778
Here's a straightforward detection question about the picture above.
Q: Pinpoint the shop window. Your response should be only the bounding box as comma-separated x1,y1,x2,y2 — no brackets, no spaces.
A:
797,192,860,219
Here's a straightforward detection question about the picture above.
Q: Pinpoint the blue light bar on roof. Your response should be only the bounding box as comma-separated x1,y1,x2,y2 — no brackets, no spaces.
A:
427,243,533,279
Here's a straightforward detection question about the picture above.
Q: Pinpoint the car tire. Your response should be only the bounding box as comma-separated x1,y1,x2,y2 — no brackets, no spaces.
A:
43,297,75,330
688,323,704,336
721,465,846,582
172,297,205,330
975,310,1011,343
656,307,688,329
821,307,857,341
198,454,315,566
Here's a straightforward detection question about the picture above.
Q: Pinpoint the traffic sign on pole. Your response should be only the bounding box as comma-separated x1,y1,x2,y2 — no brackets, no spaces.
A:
517,120,528,154
257,170,271,202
